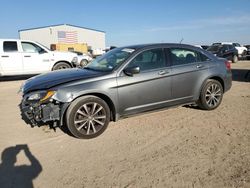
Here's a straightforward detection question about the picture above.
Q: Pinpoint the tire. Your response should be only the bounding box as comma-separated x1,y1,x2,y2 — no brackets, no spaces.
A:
198,79,223,110
52,62,71,71
232,55,238,63
66,96,110,139
80,59,88,67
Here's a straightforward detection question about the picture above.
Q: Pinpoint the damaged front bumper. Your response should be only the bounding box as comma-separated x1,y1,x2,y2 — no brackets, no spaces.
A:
21,95,69,127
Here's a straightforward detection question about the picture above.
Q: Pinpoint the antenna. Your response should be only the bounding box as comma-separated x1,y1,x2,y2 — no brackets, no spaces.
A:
179,38,184,44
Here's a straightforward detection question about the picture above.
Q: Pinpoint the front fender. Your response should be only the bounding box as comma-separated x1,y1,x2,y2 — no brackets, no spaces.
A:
51,77,119,112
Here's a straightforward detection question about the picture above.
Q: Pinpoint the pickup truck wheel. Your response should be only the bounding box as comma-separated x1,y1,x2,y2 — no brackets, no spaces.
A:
232,55,238,63
52,62,71,71
66,96,110,139
198,79,223,110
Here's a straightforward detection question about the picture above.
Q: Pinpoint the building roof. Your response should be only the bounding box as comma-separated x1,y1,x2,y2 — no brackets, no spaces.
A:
18,24,105,33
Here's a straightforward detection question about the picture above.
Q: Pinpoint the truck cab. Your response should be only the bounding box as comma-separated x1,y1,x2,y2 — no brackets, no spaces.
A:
0,39,78,76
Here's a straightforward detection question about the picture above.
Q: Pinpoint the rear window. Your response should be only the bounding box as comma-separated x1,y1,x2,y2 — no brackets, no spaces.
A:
3,41,18,52
233,43,240,47
207,45,222,51
228,45,234,50
223,45,230,51
170,48,199,65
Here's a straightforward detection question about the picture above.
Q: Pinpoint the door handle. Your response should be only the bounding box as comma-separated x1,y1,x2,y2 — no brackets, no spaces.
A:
158,70,169,75
24,55,31,57
1,55,9,58
197,64,204,69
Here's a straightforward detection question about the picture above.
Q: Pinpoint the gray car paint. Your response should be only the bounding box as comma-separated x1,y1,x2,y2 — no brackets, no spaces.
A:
22,43,232,122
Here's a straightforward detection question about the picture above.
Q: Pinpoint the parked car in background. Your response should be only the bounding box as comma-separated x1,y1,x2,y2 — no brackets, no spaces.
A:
92,48,106,58
213,42,247,58
207,44,238,63
195,45,210,50
20,43,232,139
104,46,117,53
244,45,250,60
0,39,78,76
71,51,93,67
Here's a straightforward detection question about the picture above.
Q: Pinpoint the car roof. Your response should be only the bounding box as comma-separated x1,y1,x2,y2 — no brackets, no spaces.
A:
213,42,241,45
119,43,199,50
0,39,38,43
117,43,217,61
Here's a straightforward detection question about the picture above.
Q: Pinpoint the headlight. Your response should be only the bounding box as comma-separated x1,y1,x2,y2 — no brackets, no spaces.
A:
27,91,56,103
28,92,43,101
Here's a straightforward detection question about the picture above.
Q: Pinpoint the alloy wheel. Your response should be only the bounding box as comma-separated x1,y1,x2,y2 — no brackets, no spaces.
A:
73,102,107,135
58,65,69,69
205,83,222,108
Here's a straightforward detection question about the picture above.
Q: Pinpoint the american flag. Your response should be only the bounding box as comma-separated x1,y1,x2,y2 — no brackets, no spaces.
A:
57,31,78,43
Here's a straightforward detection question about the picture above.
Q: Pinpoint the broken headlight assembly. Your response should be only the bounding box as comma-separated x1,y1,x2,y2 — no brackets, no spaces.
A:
27,90,56,103
22,90,61,126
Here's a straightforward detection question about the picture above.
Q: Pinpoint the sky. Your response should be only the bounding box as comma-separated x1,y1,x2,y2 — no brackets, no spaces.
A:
0,0,250,47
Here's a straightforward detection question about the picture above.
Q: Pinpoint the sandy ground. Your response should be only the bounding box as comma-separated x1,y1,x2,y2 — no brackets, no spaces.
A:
0,61,249,188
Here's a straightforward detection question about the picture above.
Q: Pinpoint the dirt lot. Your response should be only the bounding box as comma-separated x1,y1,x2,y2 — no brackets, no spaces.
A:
0,61,249,188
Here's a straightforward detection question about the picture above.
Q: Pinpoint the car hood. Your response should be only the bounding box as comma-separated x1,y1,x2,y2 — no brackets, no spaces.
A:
22,68,107,94
52,51,75,55
51,51,77,58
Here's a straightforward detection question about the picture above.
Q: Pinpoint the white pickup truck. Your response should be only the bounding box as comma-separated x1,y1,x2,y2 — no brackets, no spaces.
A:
0,39,78,76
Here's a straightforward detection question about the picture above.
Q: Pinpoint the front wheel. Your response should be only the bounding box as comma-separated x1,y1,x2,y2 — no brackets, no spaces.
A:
198,80,223,110
66,96,110,139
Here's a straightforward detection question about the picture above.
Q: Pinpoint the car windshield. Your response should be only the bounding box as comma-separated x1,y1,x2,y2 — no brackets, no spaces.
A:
85,47,135,72
207,45,222,51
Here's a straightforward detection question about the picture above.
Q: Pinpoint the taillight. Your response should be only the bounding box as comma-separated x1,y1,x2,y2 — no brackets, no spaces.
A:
224,61,231,70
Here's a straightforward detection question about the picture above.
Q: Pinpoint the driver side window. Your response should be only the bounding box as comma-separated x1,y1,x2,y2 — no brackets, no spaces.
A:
129,48,165,71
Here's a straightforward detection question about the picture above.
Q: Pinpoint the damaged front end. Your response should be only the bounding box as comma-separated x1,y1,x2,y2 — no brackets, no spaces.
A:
21,90,69,128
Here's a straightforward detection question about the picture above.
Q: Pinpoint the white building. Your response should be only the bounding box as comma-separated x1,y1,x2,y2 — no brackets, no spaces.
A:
19,24,106,50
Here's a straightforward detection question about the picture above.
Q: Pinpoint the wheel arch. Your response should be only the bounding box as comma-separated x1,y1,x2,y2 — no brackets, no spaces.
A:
52,61,73,70
63,92,117,122
207,76,225,92
195,75,225,101
197,76,224,110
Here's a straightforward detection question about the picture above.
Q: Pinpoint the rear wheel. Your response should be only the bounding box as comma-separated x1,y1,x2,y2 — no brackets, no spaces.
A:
52,62,71,71
232,55,238,63
198,79,223,110
66,96,110,139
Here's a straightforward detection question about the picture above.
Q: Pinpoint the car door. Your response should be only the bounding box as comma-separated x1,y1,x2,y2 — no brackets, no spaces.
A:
221,45,232,59
168,47,210,103
0,41,23,75
21,42,51,74
117,48,172,116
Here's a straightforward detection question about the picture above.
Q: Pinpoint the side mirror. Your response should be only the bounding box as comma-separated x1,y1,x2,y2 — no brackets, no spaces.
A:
123,66,140,76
